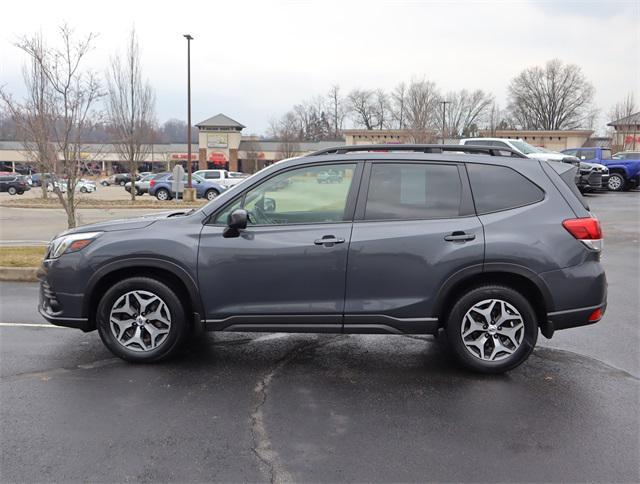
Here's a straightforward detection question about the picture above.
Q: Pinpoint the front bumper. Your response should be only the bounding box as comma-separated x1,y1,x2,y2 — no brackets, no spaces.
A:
38,267,93,332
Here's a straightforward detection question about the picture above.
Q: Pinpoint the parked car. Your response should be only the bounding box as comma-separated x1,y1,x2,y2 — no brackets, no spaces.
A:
101,173,140,186
562,147,640,191
125,173,166,196
193,169,248,189
47,179,97,193
460,138,604,191
149,173,225,201
0,174,30,195
317,169,343,183
38,144,606,373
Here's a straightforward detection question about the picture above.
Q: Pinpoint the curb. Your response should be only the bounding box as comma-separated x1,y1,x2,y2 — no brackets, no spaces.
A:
0,267,39,282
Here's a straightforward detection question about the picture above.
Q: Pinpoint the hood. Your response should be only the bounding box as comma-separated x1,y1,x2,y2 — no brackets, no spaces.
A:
56,210,194,237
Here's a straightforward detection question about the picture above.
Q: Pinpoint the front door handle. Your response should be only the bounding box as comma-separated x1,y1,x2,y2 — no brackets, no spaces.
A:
444,231,476,242
314,235,345,247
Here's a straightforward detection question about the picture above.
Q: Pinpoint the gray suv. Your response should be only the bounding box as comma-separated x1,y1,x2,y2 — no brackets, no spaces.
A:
38,145,607,373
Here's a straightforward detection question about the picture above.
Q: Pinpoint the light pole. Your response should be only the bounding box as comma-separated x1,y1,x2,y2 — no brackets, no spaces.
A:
441,100,450,145
183,34,194,200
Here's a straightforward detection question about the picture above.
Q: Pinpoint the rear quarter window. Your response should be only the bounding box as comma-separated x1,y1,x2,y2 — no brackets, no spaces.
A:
467,164,544,214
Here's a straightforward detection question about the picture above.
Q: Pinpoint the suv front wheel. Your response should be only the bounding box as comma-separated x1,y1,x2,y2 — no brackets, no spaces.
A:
96,277,189,362
445,285,538,373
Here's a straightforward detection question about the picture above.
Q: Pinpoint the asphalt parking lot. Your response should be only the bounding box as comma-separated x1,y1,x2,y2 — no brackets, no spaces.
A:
1,191,639,482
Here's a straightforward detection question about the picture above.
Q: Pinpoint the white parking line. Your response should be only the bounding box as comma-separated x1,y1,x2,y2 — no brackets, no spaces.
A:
0,322,68,329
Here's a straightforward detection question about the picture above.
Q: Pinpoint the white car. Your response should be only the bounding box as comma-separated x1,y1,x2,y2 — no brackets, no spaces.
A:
47,179,97,193
194,169,248,189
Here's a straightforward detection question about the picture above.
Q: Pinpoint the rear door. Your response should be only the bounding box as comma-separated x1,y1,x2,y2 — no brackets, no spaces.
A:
344,161,484,333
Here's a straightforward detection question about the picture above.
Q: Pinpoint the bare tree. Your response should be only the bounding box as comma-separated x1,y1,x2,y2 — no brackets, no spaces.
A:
374,89,391,129
0,33,55,199
106,28,156,201
269,112,301,159
404,79,440,141
608,93,638,150
348,89,378,130
507,59,595,130
327,85,348,138
439,89,494,138
391,82,407,129
16,25,102,228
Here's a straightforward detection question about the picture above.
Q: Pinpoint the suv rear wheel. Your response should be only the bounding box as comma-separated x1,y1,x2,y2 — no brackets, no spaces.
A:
96,277,189,362
7,186,17,195
445,285,538,373
205,188,219,201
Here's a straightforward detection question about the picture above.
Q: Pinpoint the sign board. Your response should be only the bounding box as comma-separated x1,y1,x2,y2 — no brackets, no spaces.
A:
207,133,228,148
172,164,185,195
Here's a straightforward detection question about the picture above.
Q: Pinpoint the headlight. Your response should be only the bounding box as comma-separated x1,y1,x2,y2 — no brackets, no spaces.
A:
48,232,102,259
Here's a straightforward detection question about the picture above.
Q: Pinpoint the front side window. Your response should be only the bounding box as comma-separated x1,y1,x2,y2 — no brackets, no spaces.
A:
215,163,356,225
205,171,221,179
364,163,462,220
601,149,612,160
467,164,544,214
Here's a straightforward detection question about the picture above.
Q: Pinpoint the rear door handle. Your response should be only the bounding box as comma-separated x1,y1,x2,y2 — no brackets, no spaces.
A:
444,231,476,242
314,235,345,246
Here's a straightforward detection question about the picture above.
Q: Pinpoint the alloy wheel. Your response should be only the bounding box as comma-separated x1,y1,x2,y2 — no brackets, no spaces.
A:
460,299,524,362
109,290,172,352
608,174,623,191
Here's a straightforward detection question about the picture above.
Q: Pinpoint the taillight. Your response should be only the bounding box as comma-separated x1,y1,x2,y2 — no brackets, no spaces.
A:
150,179,155,188
562,217,603,251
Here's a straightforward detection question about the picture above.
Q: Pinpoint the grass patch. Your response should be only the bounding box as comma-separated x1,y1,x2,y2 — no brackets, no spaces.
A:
0,246,47,268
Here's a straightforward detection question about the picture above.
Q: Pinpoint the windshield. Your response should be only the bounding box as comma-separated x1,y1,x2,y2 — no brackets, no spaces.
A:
510,140,540,155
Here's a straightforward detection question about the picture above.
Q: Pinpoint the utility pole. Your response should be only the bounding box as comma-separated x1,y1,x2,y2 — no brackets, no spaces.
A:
441,100,450,144
183,34,195,201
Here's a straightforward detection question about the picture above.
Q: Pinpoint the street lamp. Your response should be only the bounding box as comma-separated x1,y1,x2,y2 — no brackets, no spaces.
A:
183,34,194,198
441,100,450,145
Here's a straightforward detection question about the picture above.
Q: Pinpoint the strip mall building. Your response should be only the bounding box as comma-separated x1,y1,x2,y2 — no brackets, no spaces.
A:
1,111,617,174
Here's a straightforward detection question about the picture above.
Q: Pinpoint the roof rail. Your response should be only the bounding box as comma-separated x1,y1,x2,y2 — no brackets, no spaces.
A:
308,144,528,159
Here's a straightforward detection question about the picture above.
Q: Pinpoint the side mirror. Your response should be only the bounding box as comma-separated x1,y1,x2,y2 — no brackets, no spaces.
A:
223,209,248,238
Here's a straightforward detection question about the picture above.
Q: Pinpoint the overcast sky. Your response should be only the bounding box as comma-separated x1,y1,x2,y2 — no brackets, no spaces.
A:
1,0,638,134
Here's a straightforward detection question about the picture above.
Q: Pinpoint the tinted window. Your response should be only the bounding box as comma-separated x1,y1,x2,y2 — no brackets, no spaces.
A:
364,163,462,220
563,149,577,156
465,140,488,146
467,164,544,214
204,171,221,179
578,149,596,160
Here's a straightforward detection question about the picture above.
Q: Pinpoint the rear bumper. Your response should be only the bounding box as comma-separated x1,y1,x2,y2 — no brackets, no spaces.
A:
539,259,607,338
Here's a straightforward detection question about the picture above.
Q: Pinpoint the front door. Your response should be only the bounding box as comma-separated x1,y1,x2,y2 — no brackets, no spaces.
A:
198,162,361,331
344,161,484,333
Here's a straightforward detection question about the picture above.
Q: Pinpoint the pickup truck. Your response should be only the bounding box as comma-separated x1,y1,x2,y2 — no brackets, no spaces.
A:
562,147,640,191
193,169,248,189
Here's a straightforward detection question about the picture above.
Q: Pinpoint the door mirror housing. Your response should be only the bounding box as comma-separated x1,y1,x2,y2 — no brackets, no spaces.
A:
223,209,248,238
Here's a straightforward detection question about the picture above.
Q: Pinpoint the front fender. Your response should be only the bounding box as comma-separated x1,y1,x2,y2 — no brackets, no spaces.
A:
82,257,204,320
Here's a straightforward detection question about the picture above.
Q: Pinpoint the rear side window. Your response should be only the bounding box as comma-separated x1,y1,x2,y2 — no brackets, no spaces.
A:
467,164,544,214
364,163,462,220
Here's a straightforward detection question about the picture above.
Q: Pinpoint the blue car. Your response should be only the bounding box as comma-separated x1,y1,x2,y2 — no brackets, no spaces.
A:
149,173,225,201
562,147,640,191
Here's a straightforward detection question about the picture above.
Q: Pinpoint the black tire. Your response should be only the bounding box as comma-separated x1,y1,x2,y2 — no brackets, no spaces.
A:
80,186,87,193
7,186,17,195
445,285,538,374
607,173,626,192
136,189,143,196
119,180,126,186
96,277,190,363
205,189,219,201
156,188,171,201
101,181,109,186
